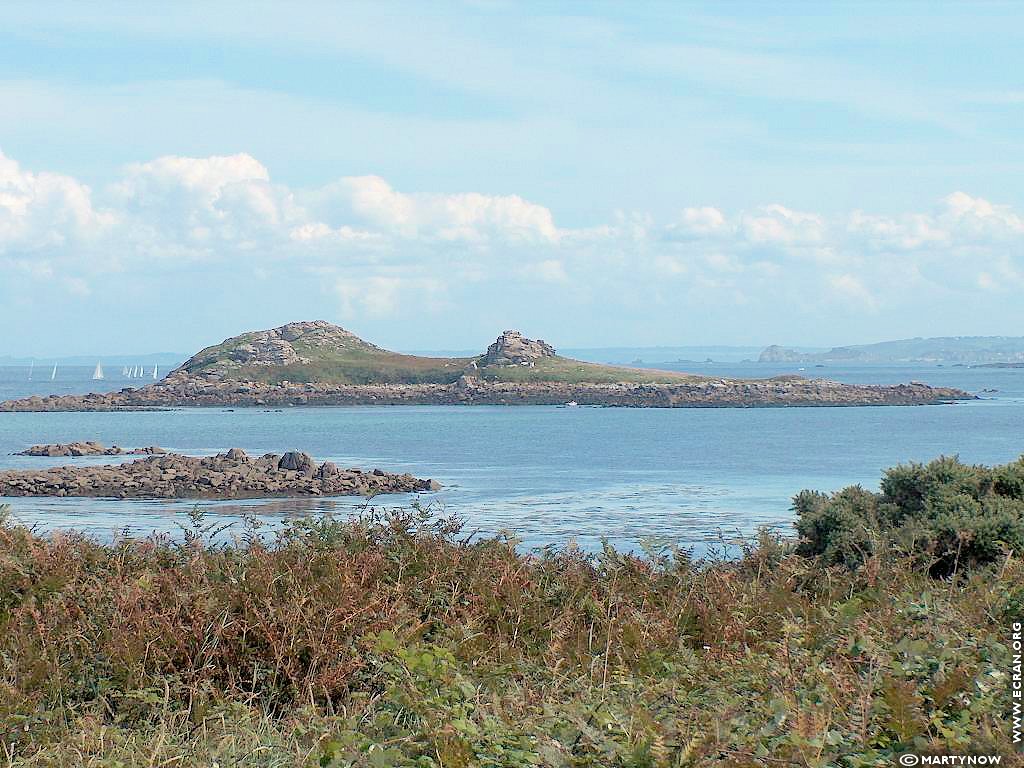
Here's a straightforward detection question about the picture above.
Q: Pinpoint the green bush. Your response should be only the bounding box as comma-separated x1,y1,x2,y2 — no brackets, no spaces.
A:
795,454,1024,575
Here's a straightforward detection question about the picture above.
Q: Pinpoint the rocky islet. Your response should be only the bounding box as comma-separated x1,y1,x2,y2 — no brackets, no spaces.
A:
0,449,440,499
14,441,168,457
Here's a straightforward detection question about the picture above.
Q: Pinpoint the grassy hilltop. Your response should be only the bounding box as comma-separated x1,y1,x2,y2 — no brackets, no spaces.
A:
170,321,703,386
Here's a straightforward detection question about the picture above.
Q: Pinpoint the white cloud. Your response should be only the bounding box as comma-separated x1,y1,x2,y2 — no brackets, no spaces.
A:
942,191,1024,238
323,175,560,243
111,153,305,250
1,149,1021,322
334,275,448,317
0,149,114,252
523,259,568,283
740,204,826,245
828,273,877,310
665,206,728,240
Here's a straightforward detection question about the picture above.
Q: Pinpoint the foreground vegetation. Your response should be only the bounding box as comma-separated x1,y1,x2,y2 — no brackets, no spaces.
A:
1,455,1022,766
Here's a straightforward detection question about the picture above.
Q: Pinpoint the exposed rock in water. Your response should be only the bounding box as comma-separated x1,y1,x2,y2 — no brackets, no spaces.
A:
0,449,440,499
15,442,167,457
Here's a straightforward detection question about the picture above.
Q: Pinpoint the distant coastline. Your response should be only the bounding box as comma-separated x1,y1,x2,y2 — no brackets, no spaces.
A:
759,335,1024,365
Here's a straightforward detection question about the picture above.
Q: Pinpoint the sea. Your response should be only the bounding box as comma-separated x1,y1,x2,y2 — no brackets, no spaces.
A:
0,362,1021,554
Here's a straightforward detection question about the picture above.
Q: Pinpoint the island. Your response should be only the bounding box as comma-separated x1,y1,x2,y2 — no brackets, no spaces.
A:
0,321,973,411
0,448,439,499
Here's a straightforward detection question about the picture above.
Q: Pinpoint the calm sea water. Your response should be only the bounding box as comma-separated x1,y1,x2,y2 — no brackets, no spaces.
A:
0,363,1021,552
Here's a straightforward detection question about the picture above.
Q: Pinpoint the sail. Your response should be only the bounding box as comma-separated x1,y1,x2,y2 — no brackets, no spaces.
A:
51,365,57,381
27,361,34,381
152,365,158,379
92,362,105,380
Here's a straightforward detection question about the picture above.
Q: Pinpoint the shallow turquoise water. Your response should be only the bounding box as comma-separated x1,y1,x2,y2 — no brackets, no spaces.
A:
0,363,1021,552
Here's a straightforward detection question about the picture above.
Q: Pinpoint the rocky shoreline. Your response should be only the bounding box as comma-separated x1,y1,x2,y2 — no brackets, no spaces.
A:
14,441,167,457
0,449,440,499
0,375,974,411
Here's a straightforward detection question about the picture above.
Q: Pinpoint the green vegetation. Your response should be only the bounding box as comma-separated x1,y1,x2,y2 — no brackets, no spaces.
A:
179,322,701,386
245,351,476,386
796,454,1024,576
1,456,1021,766
234,351,693,387
477,357,700,385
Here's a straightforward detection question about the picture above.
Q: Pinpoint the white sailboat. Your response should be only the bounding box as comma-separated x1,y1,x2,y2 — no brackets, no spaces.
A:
51,364,57,381
152,365,159,380
122,366,129,376
92,362,105,380
27,361,34,381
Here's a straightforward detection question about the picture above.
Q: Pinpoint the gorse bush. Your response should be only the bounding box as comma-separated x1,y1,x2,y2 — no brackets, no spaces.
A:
0,458,1020,767
795,454,1024,575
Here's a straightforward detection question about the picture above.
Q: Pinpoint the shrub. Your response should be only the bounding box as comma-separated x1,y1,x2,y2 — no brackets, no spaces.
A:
795,454,1024,575
1,458,1021,765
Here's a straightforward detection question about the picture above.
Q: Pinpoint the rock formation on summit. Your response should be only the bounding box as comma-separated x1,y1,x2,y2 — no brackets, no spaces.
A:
168,320,384,382
479,331,557,367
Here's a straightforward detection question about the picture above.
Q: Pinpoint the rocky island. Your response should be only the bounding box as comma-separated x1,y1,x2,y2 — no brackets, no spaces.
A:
0,448,439,499
0,321,973,411
14,441,167,457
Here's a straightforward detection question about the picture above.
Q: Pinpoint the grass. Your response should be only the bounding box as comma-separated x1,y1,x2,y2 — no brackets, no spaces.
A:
0,486,1019,767
477,358,703,385
228,353,700,387
182,325,706,386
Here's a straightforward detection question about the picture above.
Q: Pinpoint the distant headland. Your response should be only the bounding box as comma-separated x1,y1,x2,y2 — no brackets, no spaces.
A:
759,335,1024,364
0,321,973,411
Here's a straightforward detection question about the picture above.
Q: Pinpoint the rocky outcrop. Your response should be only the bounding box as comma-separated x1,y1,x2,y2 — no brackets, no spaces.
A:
168,321,383,382
758,345,813,363
0,449,440,499
0,376,974,412
15,442,167,457
479,330,557,367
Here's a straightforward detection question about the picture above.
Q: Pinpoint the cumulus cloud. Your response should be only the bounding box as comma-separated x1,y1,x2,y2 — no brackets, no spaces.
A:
0,148,1021,321
322,175,561,244
334,274,448,317
828,273,877,310
666,206,728,239
740,204,826,245
0,149,114,253
111,153,305,250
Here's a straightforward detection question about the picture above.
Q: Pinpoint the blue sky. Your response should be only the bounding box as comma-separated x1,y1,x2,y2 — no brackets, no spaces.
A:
1,1,1022,356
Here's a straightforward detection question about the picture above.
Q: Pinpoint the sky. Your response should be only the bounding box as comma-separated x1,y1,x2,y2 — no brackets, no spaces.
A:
1,1,1022,356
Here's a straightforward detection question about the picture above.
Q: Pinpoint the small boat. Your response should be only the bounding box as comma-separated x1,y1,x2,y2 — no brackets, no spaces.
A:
92,362,105,380
50,364,57,381
27,361,34,381
122,366,129,376
152,365,158,380
565,400,579,407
